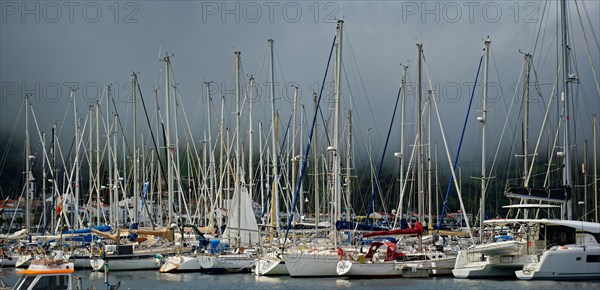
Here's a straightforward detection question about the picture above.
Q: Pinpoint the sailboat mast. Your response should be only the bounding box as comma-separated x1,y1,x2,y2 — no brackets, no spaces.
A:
299,105,305,216
345,110,352,221
205,82,215,228
417,43,424,225
523,53,531,186
87,105,92,225
259,121,264,224
164,54,174,226
248,76,255,217
25,94,31,234
51,123,57,232
218,95,225,232
234,50,242,246
291,86,298,217
107,86,113,226
73,89,81,229
42,130,46,231
427,90,433,230
560,0,573,220
313,93,320,228
268,39,280,230
594,114,597,223
480,37,490,240
132,72,139,224
398,64,408,218
333,20,343,233
95,103,100,226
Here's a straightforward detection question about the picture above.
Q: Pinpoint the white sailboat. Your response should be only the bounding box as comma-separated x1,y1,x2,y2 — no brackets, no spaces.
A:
515,0,600,280
283,19,348,278
515,219,600,280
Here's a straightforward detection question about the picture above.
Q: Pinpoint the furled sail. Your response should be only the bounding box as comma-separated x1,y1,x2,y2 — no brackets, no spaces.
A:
222,186,259,246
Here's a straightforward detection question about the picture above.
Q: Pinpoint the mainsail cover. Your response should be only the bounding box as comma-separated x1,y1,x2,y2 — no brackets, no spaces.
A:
363,221,423,238
223,186,259,246
504,185,571,202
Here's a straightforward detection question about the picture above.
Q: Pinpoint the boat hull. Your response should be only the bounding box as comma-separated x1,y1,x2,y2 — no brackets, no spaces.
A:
255,258,288,276
452,249,530,279
159,255,211,273
0,255,18,267
516,245,600,280
201,254,254,273
284,251,340,277
337,260,402,277
90,255,162,271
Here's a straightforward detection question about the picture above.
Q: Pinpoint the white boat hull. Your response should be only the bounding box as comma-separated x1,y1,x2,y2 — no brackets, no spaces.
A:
255,258,288,276
284,251,340,277
90,255,162,271
15,255,32,268
516,245,600,280
71,256,93,269
159,255,211,273
201,254,254,273
337,260,402,277
0,255,18,267
452,248,531,279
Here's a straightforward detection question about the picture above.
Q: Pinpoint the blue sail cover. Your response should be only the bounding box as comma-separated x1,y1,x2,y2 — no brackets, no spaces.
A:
61,225,112,243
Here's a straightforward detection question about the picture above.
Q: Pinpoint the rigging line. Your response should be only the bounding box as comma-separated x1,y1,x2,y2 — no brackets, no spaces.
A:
531,0,549,57
366,81,402,223
534,0,552,72
574,0,600,98
340,61,377,169
344,28,382,142
190,82,206,131
111,97,131,155
485,46,517,191
274,43,287,100
57,91,73,139
283,35,336,246
437,53,483,234
318,97,332,146
0,100,23,177
425,65,474,240
579,0,600,51
525,61,562,187
175,90,202,170
28,104,64,203
264,112,293,213
137,83,168,187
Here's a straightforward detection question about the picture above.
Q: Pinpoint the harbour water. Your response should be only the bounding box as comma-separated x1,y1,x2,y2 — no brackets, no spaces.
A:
1,267,598,289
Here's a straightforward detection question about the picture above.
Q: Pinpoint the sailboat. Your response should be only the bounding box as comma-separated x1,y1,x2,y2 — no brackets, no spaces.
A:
513,0,600,280
282,19,356,278
336,43,459,279
454,0,600,280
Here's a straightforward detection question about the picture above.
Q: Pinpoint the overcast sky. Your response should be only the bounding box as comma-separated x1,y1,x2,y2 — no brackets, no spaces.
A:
1,1,599,180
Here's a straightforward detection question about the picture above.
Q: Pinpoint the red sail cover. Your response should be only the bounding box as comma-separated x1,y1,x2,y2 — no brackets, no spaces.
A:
363,221,423,238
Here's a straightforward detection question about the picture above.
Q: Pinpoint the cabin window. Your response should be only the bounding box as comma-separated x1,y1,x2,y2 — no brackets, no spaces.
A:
591,233,600,244
15,276,36,290
32,275,69,290
576,257,581,261
587,255,600,263
542,225,576,248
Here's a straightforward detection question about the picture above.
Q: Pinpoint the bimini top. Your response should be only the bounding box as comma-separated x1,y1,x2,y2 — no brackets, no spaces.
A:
17,268,74,275
484,219,600,233
502,204,561,209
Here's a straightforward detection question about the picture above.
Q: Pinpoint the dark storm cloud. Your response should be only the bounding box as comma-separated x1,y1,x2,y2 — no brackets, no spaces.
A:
1,1,599,175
